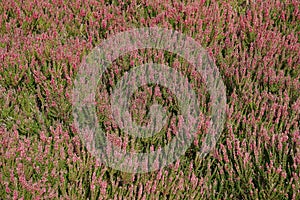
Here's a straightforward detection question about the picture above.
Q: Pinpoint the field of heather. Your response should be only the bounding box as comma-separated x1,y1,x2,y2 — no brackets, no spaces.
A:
0,0,299,199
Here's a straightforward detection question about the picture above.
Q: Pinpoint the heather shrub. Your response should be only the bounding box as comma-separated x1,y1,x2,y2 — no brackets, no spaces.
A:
0,0,299,199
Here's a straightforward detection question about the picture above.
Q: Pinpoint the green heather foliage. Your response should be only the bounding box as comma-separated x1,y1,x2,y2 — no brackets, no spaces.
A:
0,0,299,199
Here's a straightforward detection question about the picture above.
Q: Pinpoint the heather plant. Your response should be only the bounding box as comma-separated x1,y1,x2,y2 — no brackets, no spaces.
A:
0,0,299,199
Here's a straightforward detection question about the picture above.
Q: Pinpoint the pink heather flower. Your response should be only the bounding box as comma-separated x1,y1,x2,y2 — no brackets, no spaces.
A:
190,172,198,187
189,162,194,171
106,133,122,148
276,165,282,174
151,181,157,193
174,159,180,171
9,170,15,183
91,183,95,191
5,184,10,194
141,194,146,200
243,152,250,167
154,85,161,97
101,20,107,29
220,144,229,163
167,128,172,140
193,138,199,146
13,190,18,200
156,169,162,181
145,180,152,193
137,183,143,199
278,139,283,150
281,171,287,179
177,172,185,191
226,138,232,150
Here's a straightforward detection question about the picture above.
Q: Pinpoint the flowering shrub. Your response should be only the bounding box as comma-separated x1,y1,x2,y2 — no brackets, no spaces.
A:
0,0,299,199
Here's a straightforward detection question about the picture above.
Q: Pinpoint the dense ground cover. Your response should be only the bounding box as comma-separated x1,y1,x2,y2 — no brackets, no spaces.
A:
0,0,299,199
